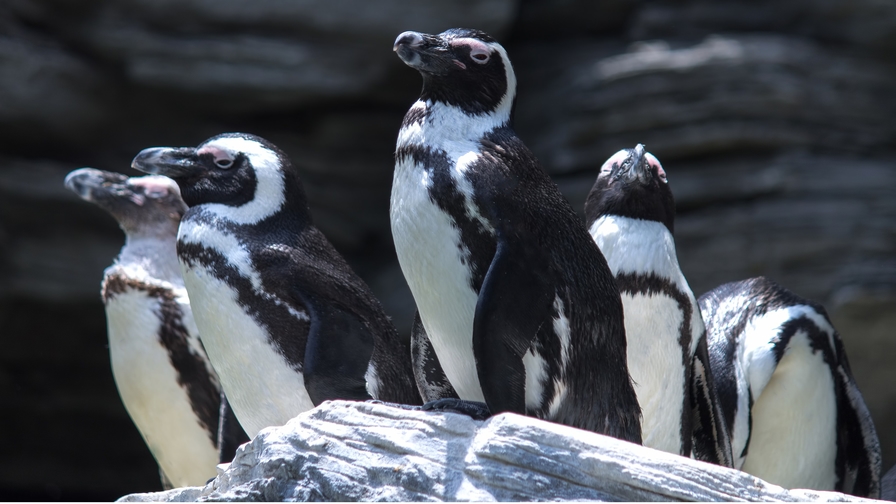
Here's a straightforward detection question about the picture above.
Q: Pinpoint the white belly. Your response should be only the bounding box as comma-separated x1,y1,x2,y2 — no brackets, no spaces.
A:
181,263,314,438
105,290,219,488
742,331,838,490
622,292,687,455
391,162,485,402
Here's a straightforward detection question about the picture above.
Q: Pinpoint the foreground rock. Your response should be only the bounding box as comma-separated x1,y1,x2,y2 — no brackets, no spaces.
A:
119,401,867,502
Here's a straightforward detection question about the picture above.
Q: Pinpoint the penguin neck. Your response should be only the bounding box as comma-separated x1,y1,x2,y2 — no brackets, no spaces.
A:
589,214,685,284
398,99,512,150
116,232,184,286
186,186,311,239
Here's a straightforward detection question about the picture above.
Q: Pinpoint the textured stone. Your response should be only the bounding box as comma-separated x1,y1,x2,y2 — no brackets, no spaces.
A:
628,0,896,54
118,401,870,502
514,34,896,175
11,0,517,110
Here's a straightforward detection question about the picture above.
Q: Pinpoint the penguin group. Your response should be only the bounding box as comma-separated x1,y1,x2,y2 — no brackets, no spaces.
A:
63,27,882,498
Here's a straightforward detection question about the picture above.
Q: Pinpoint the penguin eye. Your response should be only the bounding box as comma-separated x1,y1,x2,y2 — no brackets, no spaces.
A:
470,49,490,64
451,38,492,65
215,158,234,169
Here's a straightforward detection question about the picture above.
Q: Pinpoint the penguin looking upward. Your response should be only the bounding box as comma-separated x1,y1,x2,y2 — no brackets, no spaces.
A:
584,146,732,466
132,133,421,438
391,28,641,442
699,277,881,497
64,168,247,488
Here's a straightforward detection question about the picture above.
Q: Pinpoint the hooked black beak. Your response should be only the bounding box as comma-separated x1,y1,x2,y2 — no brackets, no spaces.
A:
131,147,199,179
64,167,127,200
393,31,451,73
614,144,650,185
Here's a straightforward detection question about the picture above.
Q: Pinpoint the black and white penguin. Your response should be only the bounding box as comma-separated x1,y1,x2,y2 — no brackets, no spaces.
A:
584,146,732,466
64,168,248,488
391,28,641,442
131,132,421,438
699,276,881,497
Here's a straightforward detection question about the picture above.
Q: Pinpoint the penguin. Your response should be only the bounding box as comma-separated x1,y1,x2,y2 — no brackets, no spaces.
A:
699,276,881,497
584,145,733,466
391,28,641,442
131,132,421,438
64,168,248,488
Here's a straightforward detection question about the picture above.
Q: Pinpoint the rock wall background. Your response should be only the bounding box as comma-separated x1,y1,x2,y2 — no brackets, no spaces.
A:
0,0,893,500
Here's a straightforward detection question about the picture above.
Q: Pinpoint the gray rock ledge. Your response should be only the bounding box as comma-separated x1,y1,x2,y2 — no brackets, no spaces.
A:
118,400,870,502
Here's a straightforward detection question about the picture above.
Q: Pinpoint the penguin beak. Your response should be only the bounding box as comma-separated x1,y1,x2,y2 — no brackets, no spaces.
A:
613,144,651,185
132,147,200,179
393,31,452,74
64,167,128,201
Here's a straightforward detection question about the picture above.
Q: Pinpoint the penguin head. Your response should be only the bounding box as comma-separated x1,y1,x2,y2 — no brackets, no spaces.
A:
131,133,308,225
64,167,186,236
393,28,516,117
584,144,676,234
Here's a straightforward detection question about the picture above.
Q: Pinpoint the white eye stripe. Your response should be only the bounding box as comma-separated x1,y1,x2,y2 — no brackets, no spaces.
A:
196,136,285,225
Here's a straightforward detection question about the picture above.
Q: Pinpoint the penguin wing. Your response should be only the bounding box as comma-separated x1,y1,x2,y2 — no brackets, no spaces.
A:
410,311,459,402
690,333,735,467
255,232,377,405
472,229,555,415
300,297,375,405
832,336,881,498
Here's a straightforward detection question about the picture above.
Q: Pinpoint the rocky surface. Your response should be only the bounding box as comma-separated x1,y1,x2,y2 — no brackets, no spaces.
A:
117,401,869,502
1,0,894,499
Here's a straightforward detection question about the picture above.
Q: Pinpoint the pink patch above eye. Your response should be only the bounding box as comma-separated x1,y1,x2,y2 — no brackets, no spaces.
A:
644,153,666,178
197,145,232,164
601,149,630,172
450,37,491,61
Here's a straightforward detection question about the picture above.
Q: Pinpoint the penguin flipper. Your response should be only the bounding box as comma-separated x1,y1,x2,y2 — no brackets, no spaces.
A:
832,336,881,498
217,391,250,463
410,311,459,402
473,238,554,416
303,304,375,405
690,334,735,467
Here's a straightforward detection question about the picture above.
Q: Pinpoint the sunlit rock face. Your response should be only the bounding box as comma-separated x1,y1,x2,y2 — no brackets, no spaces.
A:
117,400,870,503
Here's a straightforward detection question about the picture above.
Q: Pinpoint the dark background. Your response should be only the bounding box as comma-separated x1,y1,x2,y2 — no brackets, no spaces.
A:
1,0,894,500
